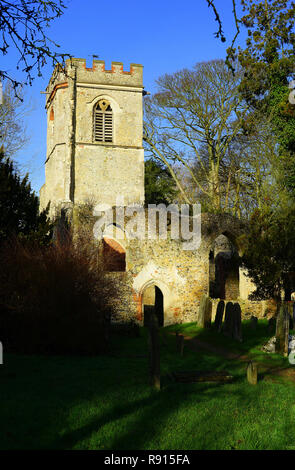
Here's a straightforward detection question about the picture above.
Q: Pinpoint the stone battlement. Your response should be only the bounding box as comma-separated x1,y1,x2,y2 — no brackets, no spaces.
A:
67,58,143,76
46,58,143,102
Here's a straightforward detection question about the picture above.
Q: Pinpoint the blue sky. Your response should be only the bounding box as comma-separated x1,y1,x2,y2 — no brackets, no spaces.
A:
1,0,245,193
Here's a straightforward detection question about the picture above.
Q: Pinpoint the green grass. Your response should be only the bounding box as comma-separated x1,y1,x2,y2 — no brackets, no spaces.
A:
0,321,295,450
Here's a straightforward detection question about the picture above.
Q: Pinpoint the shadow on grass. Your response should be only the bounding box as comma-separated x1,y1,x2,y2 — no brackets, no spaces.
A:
1,321,294,450
54,379,246,450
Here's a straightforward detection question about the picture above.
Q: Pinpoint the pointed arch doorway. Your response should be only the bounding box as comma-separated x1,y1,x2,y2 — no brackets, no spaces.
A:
142,284,164,327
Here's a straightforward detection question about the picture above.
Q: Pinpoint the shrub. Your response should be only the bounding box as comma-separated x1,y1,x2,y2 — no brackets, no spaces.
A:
0,234,120,355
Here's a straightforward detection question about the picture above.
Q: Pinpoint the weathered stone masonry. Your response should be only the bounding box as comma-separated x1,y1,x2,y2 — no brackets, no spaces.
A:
40,58,145,214
40,58,274,326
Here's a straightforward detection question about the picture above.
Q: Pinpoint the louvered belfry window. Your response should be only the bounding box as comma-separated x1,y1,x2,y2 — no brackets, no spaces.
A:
94,99,113,143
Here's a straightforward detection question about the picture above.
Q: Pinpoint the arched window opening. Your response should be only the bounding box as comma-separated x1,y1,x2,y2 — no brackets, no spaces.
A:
209,234,240,300
94,99,113,143
103,237,125,272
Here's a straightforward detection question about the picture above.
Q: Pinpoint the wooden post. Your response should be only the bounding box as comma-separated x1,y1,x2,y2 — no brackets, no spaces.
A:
145,305,161,390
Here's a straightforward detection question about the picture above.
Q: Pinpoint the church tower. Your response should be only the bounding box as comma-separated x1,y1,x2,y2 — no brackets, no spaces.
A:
40,58,145,215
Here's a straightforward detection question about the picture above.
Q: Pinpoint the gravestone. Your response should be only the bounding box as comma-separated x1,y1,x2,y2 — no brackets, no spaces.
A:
250,316,258,330
275,305,289,356
205,297,213,329
198,295,207,326
198,295,212,329
223,302,234,337
247,361,258,385
214,300,225,332
145,305,161,390
232,303,242,342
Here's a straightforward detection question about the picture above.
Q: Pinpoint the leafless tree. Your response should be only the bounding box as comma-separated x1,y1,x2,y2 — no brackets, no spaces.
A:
0,81,29,156
144,60,250,211
0,0,70,94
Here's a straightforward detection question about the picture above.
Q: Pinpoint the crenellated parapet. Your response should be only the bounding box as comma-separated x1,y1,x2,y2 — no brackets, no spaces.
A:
68,58,143,87
45,58,143,107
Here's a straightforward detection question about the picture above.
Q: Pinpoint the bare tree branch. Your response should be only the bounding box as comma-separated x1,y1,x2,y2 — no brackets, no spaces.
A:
0,0,71,97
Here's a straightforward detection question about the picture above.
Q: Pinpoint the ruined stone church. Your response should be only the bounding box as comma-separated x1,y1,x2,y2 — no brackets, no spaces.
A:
40,58,276,325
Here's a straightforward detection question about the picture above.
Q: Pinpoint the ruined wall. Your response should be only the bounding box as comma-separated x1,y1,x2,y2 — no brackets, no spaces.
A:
104,212,252,326
128,237,208,325
239,267,257,299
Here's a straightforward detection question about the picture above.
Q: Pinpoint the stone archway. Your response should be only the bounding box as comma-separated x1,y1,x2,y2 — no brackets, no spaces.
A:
142,284,164,327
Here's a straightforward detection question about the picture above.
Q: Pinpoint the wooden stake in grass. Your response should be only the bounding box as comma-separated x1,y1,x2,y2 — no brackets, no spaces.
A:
247,361,258,385
145,305,161,391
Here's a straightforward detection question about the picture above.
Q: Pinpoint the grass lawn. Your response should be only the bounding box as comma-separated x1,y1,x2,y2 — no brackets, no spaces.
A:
1,320,295,450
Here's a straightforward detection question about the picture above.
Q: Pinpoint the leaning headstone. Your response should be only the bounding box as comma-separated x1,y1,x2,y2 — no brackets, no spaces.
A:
214,300,225,332
275,305,290,356
250,316,258,330
145,305,161,390
232,303,242,342
198,295,212,329
247,361,258,385
223,302,234,338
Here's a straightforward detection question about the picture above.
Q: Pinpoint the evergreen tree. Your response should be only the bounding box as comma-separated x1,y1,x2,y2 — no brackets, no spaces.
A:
0,147,52,245
242,204,295,301
228,1,295,196
144,159,178,206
